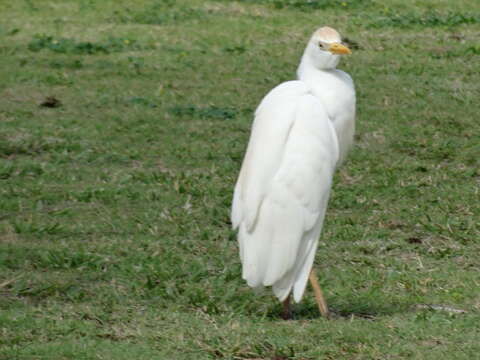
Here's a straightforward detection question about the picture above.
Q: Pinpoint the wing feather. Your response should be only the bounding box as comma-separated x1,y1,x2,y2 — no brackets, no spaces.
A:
232,81,309,231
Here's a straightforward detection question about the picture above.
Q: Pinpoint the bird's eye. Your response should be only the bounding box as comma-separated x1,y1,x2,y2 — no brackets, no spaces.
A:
318,43,324,48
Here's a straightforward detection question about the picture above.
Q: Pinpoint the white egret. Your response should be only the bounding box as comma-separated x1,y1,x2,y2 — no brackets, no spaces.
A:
231,27,355,319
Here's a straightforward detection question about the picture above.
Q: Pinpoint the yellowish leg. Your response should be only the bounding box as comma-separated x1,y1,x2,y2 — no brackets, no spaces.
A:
309,269,329,318
282,294,292,320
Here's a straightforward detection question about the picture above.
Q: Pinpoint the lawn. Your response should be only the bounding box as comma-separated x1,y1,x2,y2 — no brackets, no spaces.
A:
0,0,479,359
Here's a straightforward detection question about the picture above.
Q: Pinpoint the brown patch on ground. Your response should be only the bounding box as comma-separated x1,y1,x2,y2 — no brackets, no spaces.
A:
40,96,61,108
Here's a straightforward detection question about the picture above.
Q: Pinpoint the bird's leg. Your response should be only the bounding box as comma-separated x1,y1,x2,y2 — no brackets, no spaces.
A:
281,294,292,320
309,269,329,318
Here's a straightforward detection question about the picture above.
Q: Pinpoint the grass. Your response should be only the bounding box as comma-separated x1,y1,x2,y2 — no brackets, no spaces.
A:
0,0,479,358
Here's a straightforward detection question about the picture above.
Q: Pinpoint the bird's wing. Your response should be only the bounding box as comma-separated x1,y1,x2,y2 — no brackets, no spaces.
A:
231,80,339,301
232,81,311,231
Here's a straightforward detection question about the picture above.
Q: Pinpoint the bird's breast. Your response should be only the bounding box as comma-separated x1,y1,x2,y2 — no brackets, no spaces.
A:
300,70,356,164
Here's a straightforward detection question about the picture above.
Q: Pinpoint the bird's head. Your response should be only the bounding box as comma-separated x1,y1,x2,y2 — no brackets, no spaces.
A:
305,26,351,70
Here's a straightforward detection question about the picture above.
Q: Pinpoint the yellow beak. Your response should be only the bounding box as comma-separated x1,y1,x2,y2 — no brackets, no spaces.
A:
328,43,352,55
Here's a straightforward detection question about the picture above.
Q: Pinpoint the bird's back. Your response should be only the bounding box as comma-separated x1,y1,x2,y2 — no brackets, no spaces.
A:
232,81,340,302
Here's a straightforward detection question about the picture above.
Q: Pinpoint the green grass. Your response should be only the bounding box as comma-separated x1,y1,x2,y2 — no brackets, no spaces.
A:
1,0,479,359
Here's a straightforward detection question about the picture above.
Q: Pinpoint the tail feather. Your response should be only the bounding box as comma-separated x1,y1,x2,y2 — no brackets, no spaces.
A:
244,204,327,303
240,191,304,288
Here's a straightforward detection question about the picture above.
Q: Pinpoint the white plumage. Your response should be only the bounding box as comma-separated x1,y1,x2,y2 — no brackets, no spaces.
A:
232,27,356,310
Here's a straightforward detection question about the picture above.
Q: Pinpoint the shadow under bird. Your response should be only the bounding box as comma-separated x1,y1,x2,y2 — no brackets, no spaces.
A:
231,26,356,319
